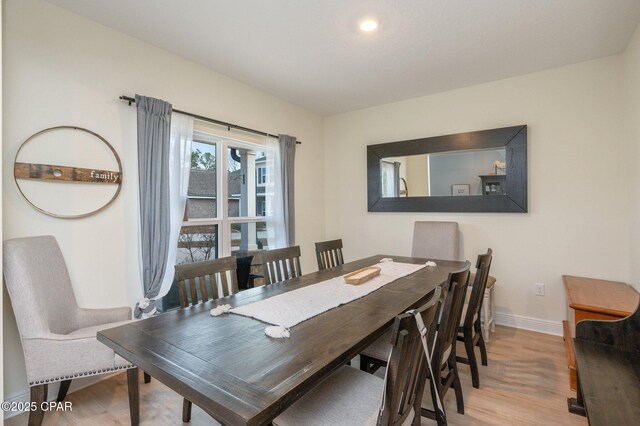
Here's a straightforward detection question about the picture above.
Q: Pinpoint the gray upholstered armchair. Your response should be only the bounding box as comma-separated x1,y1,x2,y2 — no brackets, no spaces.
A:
3,236,138,425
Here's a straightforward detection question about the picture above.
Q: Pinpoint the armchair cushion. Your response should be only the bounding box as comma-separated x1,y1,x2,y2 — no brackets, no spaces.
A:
76,307,132,329
68,320,132,337
22,319,134,385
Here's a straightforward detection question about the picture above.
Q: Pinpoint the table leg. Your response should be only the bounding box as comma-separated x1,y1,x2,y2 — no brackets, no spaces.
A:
127,368,140,426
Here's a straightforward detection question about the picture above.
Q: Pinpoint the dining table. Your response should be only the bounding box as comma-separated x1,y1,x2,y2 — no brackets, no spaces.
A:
97,255,466,426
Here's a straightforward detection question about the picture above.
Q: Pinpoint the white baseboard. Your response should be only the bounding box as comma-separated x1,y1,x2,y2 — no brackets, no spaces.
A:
3,373,119,420
495,311,563,336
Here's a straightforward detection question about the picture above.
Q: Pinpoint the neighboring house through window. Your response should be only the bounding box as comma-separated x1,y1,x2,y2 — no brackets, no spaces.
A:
177,133,270,266
257,165,266,186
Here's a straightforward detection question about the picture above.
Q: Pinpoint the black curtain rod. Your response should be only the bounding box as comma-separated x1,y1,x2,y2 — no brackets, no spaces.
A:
119,95,301,144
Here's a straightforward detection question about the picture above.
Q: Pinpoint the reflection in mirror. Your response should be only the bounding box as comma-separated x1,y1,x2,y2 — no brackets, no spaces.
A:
380,148,505,197
380,155,428,197
368,125,527,212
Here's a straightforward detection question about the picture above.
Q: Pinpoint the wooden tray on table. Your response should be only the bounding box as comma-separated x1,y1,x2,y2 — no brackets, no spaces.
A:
343,266,381,285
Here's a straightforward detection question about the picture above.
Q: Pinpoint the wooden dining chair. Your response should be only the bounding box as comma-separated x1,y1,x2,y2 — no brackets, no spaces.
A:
174,256,239,308
174,256,239,422
422,263,470,424
359,262,471,426
314,239,344,271
273,287,442,426
261,246,302,284
457,249,493,389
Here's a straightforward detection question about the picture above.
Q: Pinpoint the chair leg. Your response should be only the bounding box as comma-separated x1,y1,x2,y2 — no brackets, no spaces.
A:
483,290,490,341
28,384,48,426
360,354,379,373
490,287,496,333
449,358,465,414
56,379,72,402
182,399,193,423
422,367,447,425
475,320,488,366
127,368,140,426
359,356,369,372
464,329,480,389
143,372,151,384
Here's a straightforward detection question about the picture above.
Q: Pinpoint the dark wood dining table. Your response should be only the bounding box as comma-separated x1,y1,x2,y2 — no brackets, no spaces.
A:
97,255,466,426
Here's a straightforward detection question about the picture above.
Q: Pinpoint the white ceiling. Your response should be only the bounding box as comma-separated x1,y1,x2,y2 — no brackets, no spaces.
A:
46,0,640,115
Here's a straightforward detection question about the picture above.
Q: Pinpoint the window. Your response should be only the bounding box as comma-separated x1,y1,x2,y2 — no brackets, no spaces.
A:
177,133,271,266
257,166,267,186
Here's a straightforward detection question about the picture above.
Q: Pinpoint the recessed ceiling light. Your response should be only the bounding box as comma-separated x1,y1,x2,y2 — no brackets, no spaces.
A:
360,19,378,32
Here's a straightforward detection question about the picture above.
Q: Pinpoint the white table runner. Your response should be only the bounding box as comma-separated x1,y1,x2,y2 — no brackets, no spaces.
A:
230,260,427,330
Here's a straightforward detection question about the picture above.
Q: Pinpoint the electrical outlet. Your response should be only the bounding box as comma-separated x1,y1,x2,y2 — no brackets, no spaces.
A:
535,283,545,296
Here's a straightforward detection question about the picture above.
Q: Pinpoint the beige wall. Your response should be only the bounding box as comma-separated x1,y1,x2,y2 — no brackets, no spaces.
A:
625,24,640,291
405,155,428,196
324,55,632,328
2,0,324,400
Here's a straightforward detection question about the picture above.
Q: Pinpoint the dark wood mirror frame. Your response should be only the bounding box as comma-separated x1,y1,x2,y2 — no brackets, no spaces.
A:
367,125,527,213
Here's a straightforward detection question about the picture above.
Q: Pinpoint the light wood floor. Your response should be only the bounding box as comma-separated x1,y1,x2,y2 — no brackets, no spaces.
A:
6,326,587,425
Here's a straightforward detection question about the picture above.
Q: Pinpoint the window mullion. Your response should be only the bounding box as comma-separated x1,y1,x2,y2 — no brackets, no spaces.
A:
220,140,231,257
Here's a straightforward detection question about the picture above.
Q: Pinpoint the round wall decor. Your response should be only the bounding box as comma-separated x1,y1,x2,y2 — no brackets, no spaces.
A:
14,126,123,219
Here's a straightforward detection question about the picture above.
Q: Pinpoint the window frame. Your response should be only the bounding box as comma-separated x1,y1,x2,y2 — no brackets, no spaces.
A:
184,130,269,258
256,165,267,186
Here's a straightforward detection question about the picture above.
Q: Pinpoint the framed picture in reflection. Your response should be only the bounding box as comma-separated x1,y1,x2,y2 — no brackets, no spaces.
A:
451,184,470,196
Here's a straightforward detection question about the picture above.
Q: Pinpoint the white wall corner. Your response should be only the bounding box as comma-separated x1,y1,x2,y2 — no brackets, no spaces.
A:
495,311,563,336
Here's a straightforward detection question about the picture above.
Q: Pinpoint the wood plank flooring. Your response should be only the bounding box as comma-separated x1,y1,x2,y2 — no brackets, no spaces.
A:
5,326,587,425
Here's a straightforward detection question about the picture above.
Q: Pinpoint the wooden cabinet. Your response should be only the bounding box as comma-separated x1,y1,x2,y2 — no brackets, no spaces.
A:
562,275,638,390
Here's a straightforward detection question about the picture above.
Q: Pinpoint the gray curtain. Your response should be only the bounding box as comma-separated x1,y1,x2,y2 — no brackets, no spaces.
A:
279,134,297,246
134,95,172,318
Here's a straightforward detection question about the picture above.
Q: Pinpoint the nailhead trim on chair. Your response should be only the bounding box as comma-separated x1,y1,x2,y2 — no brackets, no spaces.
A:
29,364,135,386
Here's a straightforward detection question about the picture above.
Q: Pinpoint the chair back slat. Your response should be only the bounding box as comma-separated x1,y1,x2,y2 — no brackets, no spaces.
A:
220,271,230,297
209,274,219,299
378,287,442,426
464,249,493,328
229,270,239,294
199,276,209,302
261,246,302,285
432,262,471,368
294,257,302,276
268,262,278,284
189,278,198,307
282,259,291,280
315,239,344,271
178,281,188,309
175,256,238,307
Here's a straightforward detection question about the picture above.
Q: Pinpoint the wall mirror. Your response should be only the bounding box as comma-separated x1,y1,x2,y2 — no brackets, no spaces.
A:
368,125,527,212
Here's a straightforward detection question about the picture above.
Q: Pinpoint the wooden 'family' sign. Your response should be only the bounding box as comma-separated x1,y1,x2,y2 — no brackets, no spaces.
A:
14,126,123,219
